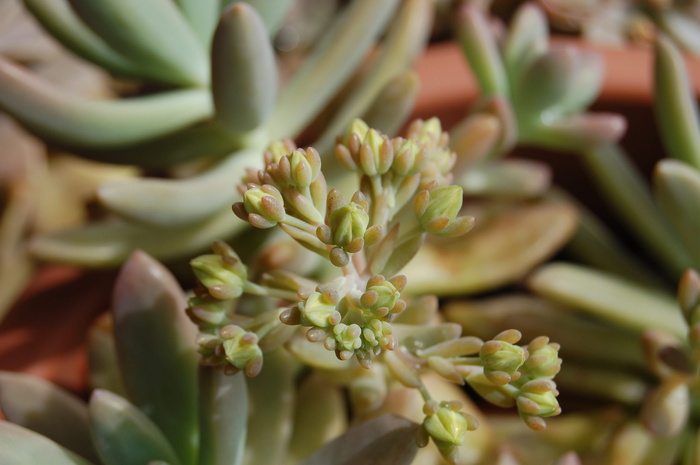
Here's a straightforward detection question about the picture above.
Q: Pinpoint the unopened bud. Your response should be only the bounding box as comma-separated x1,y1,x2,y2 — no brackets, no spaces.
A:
299,291,340,328
190,254,246,300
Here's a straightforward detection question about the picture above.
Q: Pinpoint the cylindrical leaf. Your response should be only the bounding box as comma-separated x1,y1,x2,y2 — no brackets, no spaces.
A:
0,422,95,465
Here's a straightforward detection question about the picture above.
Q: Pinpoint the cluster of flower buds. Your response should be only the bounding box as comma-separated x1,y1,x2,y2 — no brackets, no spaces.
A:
411,329,562,431
417,399,479,464
186,240,264,376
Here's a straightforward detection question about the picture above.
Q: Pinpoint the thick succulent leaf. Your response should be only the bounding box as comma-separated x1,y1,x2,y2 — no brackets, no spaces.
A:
444,295,647,371
174,0,220,46
456,4,508,97
23,0,140,77
243,0,296,36
654,160,700,267
0,58,212,148
198,369,248,465
503,3,548,86
68,0,207,86
29,207,247,266
527,263,686,337
0,372,98,462
312,0,432,152
527,113,626,151
640,377,690,437
0,421,96,465
581,144,691,279
298,414,420,465
87,314,127,396
112,251,198,465
458,159,551,198
286,371,347,464
89,390,182,465
554,361,648,405
654,35,700,170
243,349,299,465
286,332,357,370
604,421,687,465
392,323,462,353
212,3,277,134
268,0,400,138
403,198,577,295
97,147,260,226
658,10,700,58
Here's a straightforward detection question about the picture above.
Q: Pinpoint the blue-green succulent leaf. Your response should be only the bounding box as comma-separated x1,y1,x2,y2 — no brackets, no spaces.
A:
456,4,509,98
268,0,400,138
23,0,140,78
0,421,96,465
112,251,199,465
298,414,420,465
89,390,181,465
0,58,212,148
212,3,278,134
654,35,700,169
0,372,99,463
653,159,700,267
198,369,248,465
174,0,220,46
240,0,296,36
503,3,548,87
87,317,128,397
96,147,261,226
68,0,208,86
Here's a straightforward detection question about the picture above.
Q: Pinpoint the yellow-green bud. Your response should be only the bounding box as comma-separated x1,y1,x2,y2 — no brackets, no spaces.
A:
408,117,443,146
414,186,473,238
480,340,526,385
517,380,561,420
329,202,369,250
288,148,321,188
343,118,370,146
264,138,296,165
299,291,339,328
359,129,393,176
392,139,425,176
333,323,363,352
522,336,562,379
243,185,285,228
422,401,475,450
221,325,263,377
364,277,400,314
187,296,229,327
190,254,246,300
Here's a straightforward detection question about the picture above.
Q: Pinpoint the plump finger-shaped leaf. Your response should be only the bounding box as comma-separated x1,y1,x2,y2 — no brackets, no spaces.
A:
527,113,626,151
69,0,207,86
298,414,420,465
458,159,551,198
269,0,399,138
70,122,239,168
0,421,96,465
654,35,700,169
0,59,212,148
112,251,198,465
444,295,647,370
527,263,686,337
0,372,98,462
212,4,277,134
243,0,296,36
287,372,347,464
554,361,648,405
581,144,691,278
392,323,462,353
654,159,700,267
87,314,127,397
243,349,299,465
174,0,220,46
24,0,140,77
658,11,700,59
403,198,577,295
503,3,548,85
641,377,690,438
604,421,686,465
97,148,260,226
449,113,502,170
312,0,432,150
456,4,508,97
29,208,247,266
89,390,182,465
198,369,248,465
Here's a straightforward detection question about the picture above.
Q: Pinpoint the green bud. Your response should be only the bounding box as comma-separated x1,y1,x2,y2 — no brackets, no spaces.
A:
414,186,473,238
358,129,393,176
364,276,400,314
392,139,425,176
517,380,562,423
329,202,369,250
288,148,321,188
522,336,562,379
221,325,264,377
480,339,526,385
187,296,229,327
333,323,363,352
299,291,339,328
264,138,296,164
243,185,285,228
408,117,443,146
190,254,246,300
344,118,370,145
422,401,473,450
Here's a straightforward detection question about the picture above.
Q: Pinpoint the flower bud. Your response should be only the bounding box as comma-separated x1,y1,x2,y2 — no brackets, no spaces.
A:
480,339,526,385
190,254,246,300
288,148,321,188
329,202,369,250
343,118,370,146
522,336,562,379
187,296,229,327
392,139,425,176
221,325,264,376
414,186,474,238
517,380,562,427
263,138,296,165
364,276,400,314
242,185,285,228
333,323,363,352
299,291,340,328
408,118,444,146
422,401,477,451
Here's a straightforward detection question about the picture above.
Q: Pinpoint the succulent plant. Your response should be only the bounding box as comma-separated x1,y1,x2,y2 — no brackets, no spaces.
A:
0,119,563,465
0,0,432,268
